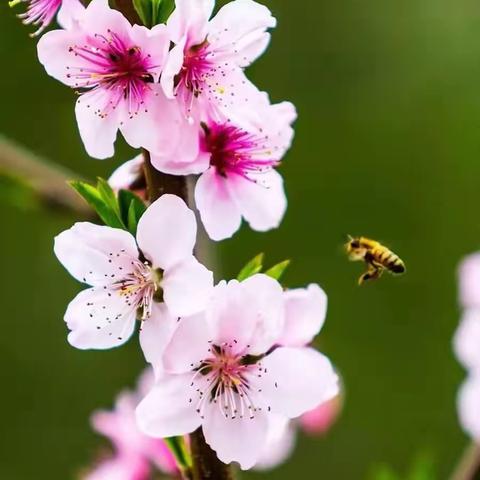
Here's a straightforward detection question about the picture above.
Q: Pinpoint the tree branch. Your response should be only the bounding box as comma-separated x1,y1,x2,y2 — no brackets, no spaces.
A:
0,135,91,216
450,442,480,480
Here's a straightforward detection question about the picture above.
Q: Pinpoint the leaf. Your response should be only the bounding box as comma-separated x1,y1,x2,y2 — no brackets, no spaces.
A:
96,177,120,215
133,0,174,27
69,180,125,229
264,259,290,281
118,189,146,234
237,253,264,281
164,436,192,471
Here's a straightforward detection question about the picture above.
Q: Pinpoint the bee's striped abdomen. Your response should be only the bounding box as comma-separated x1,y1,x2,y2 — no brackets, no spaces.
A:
372,246,405,274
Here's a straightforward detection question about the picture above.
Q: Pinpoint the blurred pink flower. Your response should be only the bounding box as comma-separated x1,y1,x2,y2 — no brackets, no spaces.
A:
137,274,339,470
37,0,179,159
457,375,480,441
454,309,480,374
11,0,82,37
85,369,177,479
54,194,213,349
299,394,342,435
458,253,480,309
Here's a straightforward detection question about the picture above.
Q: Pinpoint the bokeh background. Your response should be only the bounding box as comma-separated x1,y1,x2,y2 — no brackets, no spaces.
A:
1,0,480,477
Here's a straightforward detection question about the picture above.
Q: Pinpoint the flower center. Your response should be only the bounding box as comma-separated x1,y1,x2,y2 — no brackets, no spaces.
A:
190,343,267,420
203,123,278,180
10,0,61,37
114,260,162,320
67,30,156,118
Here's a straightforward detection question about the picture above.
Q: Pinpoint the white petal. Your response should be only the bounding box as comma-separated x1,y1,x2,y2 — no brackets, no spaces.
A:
163,313,212,374
54,222,138,286
139,303,179,378
75,92,120,159
454,309,480,373
207,0,276,67
136,194,197,270
458,375,480,440
279,284,328,347
459,253,480,309
203,402,269,470
167,0,214,44
108,155,144,193
65,287,137,349
136,374,201,438
228,169,287,233
57,0,85,28
195,168,242,241
258,347,339,418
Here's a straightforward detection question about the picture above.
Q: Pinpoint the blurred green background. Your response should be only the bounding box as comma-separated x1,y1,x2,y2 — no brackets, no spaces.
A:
1,0,480,477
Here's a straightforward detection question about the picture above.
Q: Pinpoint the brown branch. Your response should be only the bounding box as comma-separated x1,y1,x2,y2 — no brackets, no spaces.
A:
450,442,480,480
0,135,91,216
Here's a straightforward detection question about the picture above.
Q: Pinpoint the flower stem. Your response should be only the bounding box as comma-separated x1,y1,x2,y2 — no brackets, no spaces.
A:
450,442,480,480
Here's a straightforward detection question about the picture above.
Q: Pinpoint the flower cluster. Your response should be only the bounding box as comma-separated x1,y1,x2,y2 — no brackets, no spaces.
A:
454,254,480,440
26,0,342,473
37,0,295,241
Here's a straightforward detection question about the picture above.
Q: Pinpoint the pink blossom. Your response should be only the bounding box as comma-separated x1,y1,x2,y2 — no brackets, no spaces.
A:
299,394,342,435
10,0,82,37
108,155,146,199
454,309,480,374
85,369,177,479
54,194,213,349
136,274,338,470
457,375,480,441
37,0,180,159
458,253,480,309
151,100,295,240
162,0,276,126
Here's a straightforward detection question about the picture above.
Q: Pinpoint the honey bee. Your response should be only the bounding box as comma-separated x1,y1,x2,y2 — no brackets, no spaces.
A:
345,236,406,285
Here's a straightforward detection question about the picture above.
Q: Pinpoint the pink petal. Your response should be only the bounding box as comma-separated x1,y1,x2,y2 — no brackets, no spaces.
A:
254,415,296,470
195,168,242,241
207,0,276,67
84,455,149,480
258,347,339,418
459,253,480,309
454,309,480,373
162,256,214,317
82,0,131,38
54,222,138,287
299,395,342,436
136,374,201,438
75,91,120,159
202,402,269,470
207,274,284,355
458,375,480,441
160,39,187,99
228,169,287,233
279,284,328,347
65,287,137,349
108,155,144,193
163,313,212,374
139,303,179,378
136,194,197,270
57,0,85,29
166,0,214,45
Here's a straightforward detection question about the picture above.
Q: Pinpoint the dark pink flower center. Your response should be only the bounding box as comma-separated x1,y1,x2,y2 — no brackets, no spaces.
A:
202,122,279,181
12,0,61,36
190,343,269,420
67,30,157,118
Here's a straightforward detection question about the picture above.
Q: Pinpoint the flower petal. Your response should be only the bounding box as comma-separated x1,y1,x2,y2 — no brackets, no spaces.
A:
458,375,480,440
65,287,137,349
279,284,328,347
207,0,276,67
136,194,197,270
228,169,287,233
139,303,179,378
54,222,138,286
136,374,201,438
75,91,120,159
454,309,480,373
459,253,480,309
258,347,339,418
162,256,214,316
195,168,242,241
57,0,85,29
202,402,269,470
108,155,144,193
163,313,212,374
160,39,187,99
167,0,214,45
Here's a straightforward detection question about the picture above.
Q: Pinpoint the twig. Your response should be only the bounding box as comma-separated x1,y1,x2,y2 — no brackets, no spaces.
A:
0,134,91,215
450,442,480,480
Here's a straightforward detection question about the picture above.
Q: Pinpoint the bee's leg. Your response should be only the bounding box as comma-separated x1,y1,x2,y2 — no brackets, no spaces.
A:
358,266,383,285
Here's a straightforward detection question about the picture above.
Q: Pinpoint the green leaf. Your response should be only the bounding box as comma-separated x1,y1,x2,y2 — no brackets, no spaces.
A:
69,180,125,229
164,436,192,472
132,0,174,27
264,259,290,281
96,177,120,215
118,189,146,234
237,253,264,281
